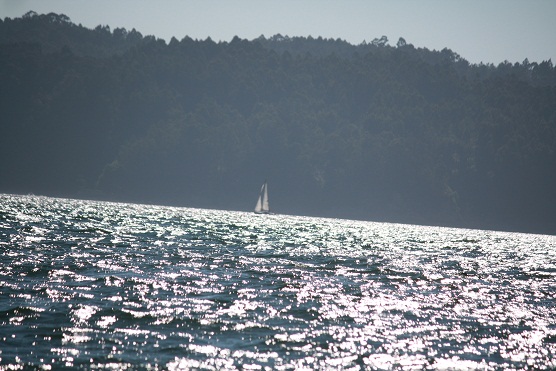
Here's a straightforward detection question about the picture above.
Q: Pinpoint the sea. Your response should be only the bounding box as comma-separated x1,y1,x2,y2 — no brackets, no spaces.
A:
1,194,555,370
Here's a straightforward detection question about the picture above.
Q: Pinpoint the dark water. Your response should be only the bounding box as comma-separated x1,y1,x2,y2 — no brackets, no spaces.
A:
1,194,555,370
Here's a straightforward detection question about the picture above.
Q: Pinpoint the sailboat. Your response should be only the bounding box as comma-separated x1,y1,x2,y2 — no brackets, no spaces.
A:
254,181,270,214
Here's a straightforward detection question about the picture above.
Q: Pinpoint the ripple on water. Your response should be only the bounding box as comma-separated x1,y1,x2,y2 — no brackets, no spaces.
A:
0,194,555,369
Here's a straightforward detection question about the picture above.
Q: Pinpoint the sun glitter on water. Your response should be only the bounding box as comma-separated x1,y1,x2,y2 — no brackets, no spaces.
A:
0,194,555,369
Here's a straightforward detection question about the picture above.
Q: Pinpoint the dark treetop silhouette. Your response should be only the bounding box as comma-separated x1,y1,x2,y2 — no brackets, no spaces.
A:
1,12,555,234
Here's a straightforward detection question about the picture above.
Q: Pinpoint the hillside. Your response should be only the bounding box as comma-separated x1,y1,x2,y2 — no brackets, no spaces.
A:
1,12,555,234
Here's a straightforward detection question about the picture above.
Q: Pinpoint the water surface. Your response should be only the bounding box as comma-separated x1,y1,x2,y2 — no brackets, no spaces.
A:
1,194,555,369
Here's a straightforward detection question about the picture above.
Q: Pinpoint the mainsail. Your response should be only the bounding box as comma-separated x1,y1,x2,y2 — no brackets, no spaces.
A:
254,181,270,214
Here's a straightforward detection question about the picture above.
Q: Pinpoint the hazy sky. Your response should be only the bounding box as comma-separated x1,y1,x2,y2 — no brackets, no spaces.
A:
1,0,555,64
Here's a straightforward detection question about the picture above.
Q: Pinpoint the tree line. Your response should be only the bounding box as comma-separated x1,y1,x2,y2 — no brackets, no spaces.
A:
1,12,555,234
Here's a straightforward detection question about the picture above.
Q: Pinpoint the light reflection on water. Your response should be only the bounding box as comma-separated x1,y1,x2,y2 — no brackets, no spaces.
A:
0,194,555,369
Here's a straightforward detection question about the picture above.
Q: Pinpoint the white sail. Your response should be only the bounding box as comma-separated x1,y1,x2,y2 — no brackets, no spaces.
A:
254,186,263,213
262,182,269,212
254,181,270,214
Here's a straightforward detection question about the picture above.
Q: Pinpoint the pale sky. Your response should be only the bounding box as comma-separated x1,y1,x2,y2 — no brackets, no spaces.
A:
1,0,555,65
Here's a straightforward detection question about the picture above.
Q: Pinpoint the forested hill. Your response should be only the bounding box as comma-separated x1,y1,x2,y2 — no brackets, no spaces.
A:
2,12,556,234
